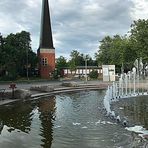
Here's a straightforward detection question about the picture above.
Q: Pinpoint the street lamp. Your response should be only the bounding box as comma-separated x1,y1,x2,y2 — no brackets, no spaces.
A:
85,58,87,83
0,33,3,48
26,48,29,80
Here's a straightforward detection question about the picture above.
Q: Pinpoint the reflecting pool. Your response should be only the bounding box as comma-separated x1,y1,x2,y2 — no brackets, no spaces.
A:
0,90,142,148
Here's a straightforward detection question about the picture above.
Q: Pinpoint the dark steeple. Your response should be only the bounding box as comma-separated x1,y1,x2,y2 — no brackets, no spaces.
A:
40,0,54,49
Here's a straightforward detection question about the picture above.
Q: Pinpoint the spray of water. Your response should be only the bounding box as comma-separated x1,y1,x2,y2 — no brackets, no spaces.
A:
103,59,148,139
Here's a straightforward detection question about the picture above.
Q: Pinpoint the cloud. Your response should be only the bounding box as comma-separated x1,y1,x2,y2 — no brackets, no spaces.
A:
50,0,134,57
130,0,148,20
0,0,147,59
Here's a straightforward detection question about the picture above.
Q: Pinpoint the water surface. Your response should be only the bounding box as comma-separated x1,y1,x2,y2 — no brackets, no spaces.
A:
112,95,148,129
0,90,138,148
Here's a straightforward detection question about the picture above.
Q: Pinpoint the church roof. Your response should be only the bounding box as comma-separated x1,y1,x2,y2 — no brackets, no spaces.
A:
39,0,54,49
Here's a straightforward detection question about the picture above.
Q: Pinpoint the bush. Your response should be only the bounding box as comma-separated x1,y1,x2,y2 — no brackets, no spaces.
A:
89,70,98,79
0,72,17,81
52,69,59,79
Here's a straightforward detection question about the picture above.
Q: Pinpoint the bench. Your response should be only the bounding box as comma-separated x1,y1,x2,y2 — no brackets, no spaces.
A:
0,89,6,100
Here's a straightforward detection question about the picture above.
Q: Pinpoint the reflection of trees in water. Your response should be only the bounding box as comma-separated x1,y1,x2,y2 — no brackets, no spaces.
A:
123,96,148,129
0,120,4,134
0,96,56,147
38,96,56,148
0,101,33,133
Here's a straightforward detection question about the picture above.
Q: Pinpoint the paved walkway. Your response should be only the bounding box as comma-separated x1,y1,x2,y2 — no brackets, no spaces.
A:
0,80,110,106
0,80,110,91
0,80,61,90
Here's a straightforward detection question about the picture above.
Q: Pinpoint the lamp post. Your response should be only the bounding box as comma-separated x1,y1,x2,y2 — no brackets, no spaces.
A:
26,48,29,80
85,58,87,83
0,33,3,49
0,33,2,45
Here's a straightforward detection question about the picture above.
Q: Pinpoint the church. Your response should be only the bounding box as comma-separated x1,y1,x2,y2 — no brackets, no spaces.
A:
38,0,55,79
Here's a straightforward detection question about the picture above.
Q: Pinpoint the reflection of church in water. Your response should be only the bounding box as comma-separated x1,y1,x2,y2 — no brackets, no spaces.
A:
0,95,56,148
38,96,56,147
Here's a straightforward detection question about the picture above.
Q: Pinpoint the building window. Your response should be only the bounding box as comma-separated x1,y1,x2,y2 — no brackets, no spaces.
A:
42,57,48,66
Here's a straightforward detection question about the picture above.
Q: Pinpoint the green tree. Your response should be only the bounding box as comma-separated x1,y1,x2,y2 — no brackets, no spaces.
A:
95,35,135,73
0,34,5,75
130,19,148,63
0,31,38,80
95,36,113,65
95,36,123,72
86,54,97,66
68,59,77,72
56,56,67,69
70,50,83,66
56,56,68,77
70,50,97,67
89,70,98,79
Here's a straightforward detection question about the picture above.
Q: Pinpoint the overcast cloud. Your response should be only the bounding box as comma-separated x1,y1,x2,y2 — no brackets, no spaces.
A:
0,0,148,59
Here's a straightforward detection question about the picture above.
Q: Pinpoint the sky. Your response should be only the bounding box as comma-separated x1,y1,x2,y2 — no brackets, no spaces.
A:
0,0,148,59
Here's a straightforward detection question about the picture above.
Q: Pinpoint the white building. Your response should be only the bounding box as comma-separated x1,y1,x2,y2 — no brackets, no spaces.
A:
63,66,102,77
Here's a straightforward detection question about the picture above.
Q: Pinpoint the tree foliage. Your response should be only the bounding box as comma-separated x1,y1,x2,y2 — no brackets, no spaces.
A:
130,19,148,62
56,56,68,70
68,50,83,72
89,70,98,79
69,50,84,66
0,31,38,80
55,56,68,77
67,50,97,71
95,19,148,73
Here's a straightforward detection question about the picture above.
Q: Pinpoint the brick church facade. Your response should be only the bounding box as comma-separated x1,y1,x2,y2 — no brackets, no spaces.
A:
38,0,55,79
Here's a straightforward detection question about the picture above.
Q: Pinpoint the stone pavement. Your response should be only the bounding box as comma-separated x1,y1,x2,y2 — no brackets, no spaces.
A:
0,80,110,91
0,80,110,106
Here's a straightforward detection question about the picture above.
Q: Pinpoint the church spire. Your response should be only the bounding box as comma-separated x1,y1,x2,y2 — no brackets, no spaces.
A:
40,0,54,49
38,0,55,79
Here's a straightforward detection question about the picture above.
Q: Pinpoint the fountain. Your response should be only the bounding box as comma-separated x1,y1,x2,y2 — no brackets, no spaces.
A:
103,60,148,148
125,73,128,96
103,58,148,137
132,67,136,95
